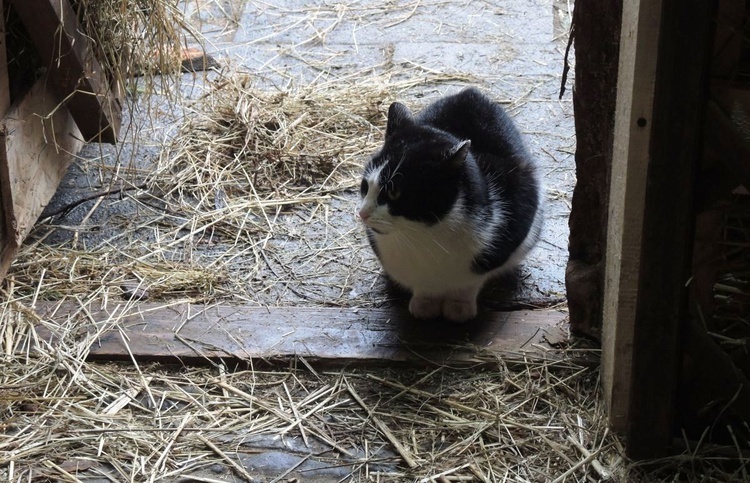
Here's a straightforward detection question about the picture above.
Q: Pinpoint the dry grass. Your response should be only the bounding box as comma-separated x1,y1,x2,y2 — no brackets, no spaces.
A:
710,190,750,353
150,69,471,222
72,0,198,98
1,1,748,482
1,300,625,482
2,303,748,481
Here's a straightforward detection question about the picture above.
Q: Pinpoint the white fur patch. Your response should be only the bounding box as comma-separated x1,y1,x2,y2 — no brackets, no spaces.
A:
367,197,490,297
357,164,385,225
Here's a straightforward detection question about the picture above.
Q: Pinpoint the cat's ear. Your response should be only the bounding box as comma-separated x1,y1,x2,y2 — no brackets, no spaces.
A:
386,102,413,136
445,140,471,165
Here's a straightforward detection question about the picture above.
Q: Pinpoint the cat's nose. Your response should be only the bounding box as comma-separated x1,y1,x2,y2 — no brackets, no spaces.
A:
358,209,370,221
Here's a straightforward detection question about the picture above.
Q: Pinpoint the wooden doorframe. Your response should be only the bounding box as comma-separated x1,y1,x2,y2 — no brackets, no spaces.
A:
602,0,716,459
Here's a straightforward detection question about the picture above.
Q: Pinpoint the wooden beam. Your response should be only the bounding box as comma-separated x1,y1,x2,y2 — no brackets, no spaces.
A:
603,0,715,459
625,0,714,460
565,0,623,339
0,0,9,117
30,302,570,366
0,77,84,279
0,0,10,268
8,0,121,143
602,0,664,437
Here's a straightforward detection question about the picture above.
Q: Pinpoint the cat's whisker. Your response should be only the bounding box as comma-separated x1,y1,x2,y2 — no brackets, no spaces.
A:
389,153,407,182
394,229,450,259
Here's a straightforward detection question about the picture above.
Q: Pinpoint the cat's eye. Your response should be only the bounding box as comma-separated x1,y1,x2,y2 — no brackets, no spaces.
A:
387,186,401,201
360,179,368,197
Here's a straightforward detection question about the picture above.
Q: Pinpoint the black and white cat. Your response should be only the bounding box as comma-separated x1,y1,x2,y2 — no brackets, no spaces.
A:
358,87,542,322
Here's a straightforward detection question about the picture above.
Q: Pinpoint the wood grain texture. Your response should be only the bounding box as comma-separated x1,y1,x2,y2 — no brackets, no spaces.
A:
0,76,85,282
625,0,714,459
0,0,9,265
566,0,622,339
8,0,120,143
602,0,663,434
0,0,9,117
32,302,569,366
0,78,83,247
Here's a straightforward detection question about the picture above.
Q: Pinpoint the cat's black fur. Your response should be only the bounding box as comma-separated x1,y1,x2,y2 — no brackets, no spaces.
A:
358,87,542,321
416,87,539,273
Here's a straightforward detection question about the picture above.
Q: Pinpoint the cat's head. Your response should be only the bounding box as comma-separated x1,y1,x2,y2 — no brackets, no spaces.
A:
357,102,471,234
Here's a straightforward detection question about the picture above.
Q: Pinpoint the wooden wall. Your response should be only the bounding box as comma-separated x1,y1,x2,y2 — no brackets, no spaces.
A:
565,0,622,339
0,0,121,280
570,0,750,459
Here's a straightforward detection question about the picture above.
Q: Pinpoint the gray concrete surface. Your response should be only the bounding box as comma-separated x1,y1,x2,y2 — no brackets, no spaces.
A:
38,0,574,313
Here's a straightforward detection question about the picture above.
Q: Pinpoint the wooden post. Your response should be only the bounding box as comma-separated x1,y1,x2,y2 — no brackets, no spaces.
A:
0,78,84,279
8,0,121,143
0,0,9,117
0,0,10,269
602,0,664,438
603,0,716,459
565,0,622,339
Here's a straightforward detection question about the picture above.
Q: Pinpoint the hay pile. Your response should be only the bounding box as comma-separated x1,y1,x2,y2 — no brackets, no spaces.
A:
2,304,747,482
1,303,625,482
1,1,747,481
4,0,192,107
148,70,472,231
72,0,194,95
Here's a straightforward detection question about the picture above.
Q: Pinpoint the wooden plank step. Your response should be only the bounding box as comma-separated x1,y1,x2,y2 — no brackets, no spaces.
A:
32,302,570,366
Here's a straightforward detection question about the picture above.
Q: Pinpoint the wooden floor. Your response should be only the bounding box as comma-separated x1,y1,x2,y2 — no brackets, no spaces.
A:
33,301,569,366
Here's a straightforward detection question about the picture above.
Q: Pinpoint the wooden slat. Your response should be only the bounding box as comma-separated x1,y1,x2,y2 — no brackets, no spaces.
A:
0,0,9,117
32,302,569,365
625,0,714,460
0,0,10,268
604,0,715,459
602,0,663,436
8,0,121,143
0,77,84,279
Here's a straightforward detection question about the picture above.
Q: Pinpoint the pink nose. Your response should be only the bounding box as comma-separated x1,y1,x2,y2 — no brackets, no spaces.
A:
358,209,370,221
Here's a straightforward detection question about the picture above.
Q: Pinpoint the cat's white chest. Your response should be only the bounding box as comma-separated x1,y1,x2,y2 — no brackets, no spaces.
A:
372,216,483,294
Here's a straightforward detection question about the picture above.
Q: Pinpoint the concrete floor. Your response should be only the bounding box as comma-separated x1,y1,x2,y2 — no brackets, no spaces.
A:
38,0,574,312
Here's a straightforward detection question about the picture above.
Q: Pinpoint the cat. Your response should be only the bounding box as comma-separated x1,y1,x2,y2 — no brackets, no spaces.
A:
357,87,542,322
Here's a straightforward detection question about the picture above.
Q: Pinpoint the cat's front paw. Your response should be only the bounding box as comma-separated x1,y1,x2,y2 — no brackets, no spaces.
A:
442,298,478,323
409,295,442,320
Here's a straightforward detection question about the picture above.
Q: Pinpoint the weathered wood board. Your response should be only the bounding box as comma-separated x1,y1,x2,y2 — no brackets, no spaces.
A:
8,0,121,143
0,0,10,270
0,77,84,279
602,0,663,435
32,302,570,366
0,0,9,117
604,0,714,459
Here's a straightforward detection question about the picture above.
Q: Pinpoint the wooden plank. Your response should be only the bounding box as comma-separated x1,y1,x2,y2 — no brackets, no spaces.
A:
0,0,10,268
565,0,622,339
0,0,9,117
8,0,121,143
0,77,84,279
625,0,714,460
602,0,663,436
31,302,569,365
